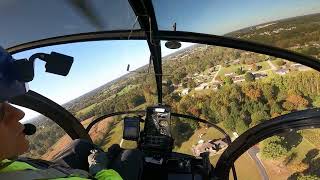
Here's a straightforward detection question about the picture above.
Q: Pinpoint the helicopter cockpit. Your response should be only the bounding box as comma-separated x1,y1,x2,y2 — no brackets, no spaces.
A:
2,0,320,180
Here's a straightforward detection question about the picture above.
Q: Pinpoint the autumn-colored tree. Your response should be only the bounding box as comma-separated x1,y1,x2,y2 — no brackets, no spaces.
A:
187,107,201,117
285,94,309,110
242,85,262,101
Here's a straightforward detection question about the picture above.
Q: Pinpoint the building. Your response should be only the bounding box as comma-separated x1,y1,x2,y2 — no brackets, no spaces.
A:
181,88,190,96
195,83,208,91
254,73,267,79
291,63,309,71
191,138,228,157
225,72,235,77
275,68,289,75
233,76,245,83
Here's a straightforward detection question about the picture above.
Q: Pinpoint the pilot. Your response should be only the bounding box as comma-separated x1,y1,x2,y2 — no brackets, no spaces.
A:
0,47,143,180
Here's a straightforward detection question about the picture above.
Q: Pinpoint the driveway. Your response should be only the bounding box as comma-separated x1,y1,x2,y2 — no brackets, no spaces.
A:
247,146,269,180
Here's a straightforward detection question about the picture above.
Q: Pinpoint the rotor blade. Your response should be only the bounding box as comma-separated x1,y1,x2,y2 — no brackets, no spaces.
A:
67,0,104,30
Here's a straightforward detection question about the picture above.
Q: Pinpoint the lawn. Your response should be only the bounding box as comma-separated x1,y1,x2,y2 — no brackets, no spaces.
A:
174,121,227,157
217,60,271,77
256,61,271,71
117,84,140,96
76,103,97,117
231,152,261,180
301,129,320,148
217,64,243,76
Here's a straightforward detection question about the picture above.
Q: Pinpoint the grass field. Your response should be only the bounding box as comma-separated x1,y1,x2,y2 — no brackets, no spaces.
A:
217,60,271,77
76,103,97,117
256,61,271,71
99,120,137,151
217,64,243,76
117,84,140,96
301,129,320,148
231,152,261,180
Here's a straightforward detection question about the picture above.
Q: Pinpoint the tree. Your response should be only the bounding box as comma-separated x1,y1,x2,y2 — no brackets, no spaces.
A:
235,119,249,134
270,102,283,117
223,76,233,85
235,67,245,75
261,136,288,159
262,84,277,100
283,94,309,110
242,85,262,101
297,175,319,180
129,95,146,107
251,64,261,71
187,79,197,89
250,111,270,126
312,96,320,107
172,78,179,85
245,72,255,82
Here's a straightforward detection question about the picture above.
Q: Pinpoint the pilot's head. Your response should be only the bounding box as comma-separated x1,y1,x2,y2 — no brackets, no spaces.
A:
0,102,28,160
0,46,29,160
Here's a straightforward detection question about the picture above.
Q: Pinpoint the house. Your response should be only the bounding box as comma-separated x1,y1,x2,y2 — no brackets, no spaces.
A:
254,73,267,79
195,83,208,91
291,63,309,71
275,68,289,75
225,72,235,77
181,88,190,96
211,84,220,91
191,138,229,157
233,76,245,83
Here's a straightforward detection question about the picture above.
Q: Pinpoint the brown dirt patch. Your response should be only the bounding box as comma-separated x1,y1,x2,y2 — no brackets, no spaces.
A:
42,117,113,160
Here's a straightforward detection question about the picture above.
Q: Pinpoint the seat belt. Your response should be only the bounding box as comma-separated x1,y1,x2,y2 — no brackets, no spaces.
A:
0,167,91,180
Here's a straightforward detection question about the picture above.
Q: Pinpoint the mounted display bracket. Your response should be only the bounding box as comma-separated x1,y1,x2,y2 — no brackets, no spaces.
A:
12,52,74,82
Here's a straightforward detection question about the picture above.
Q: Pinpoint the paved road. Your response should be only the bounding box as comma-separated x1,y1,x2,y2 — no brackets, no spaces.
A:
247,146,269,180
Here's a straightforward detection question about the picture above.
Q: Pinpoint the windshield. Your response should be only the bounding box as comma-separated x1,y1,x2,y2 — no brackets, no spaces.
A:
13,41,320,179
9,10,320,179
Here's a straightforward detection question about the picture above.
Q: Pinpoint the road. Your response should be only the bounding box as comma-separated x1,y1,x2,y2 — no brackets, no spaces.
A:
247,146,269,180
211,65,222,83
267,60,276,70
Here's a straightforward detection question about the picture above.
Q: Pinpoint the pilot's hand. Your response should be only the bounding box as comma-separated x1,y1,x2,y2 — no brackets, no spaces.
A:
88,149,109,175
88,144,123,175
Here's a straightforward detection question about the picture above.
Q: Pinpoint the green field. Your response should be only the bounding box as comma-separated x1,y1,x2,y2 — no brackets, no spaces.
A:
217,64,243,76
76,103,96,117
256,61,271,71
117,84,140,96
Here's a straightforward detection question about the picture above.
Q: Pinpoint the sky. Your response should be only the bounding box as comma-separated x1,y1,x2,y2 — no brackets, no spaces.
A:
14,41,194,121
153,0,320,34
11,0,319,121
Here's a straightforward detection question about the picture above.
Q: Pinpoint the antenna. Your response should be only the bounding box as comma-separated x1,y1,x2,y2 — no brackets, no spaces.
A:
165,22,181,49
126,56,172,76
